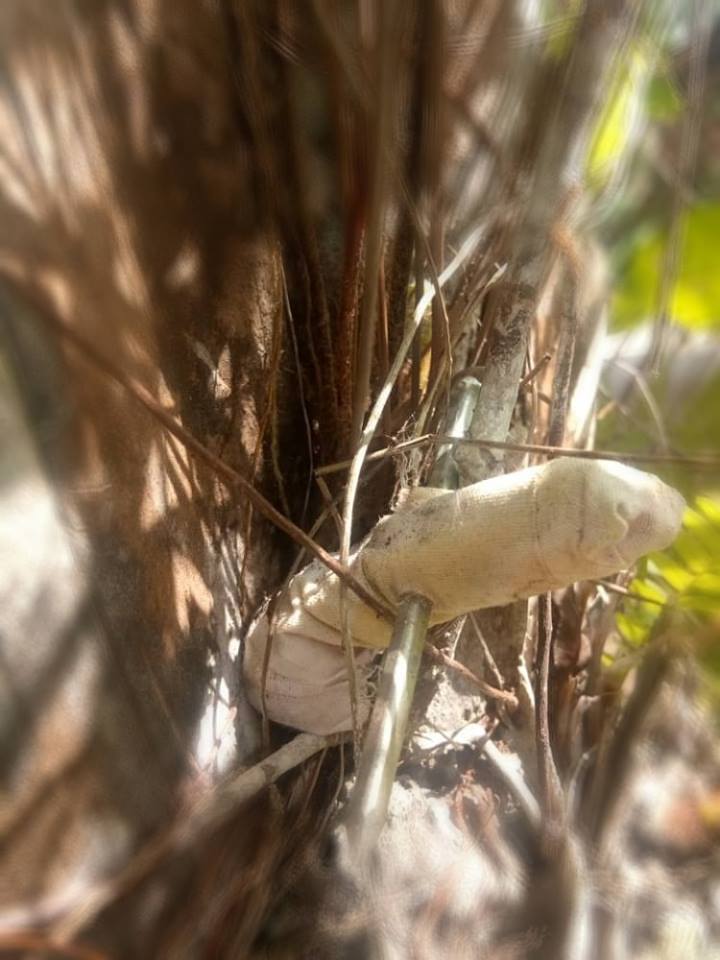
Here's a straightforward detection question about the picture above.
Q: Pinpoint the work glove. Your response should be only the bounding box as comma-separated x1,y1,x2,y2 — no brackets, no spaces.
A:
244,458,685,733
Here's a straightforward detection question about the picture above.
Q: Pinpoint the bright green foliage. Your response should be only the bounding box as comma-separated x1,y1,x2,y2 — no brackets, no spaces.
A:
612,204,720,330
588,43,652,188
646,70,682,122
617,497,720,647
592,14,720,708
615,565,667,648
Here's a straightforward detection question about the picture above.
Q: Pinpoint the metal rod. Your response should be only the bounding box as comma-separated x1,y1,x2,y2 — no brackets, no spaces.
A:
428,376,482,487
342,594,432,854
341,376,481,857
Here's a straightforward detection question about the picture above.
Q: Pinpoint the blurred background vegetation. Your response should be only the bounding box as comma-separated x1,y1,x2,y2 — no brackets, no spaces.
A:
583,3,720,716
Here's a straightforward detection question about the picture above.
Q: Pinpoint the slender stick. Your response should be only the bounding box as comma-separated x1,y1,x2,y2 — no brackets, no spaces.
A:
537,302,574,838
52,733,337,943
547,271,578,448
424,643,518,709
337,228,483,755
26,297,390,622
536,592,565,841
349,0,400,443
483,740,541,830
339,225,484,554
316,433,720,476
519,352,552,390
587,617,675,845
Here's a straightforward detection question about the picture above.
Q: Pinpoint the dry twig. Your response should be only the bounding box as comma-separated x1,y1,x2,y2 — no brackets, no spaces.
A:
316,433,720,476
52,733,339,943
23,294,391,622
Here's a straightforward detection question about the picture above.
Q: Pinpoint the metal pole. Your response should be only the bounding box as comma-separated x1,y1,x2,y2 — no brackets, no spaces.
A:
343,593,432,853
341,376,481,857
428,376,482,488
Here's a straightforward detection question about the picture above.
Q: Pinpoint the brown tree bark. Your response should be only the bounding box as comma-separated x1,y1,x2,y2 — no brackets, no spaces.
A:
0,2,301,949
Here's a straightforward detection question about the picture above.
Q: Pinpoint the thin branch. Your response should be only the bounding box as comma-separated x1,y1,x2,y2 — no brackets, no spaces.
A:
25,295,391,622
592,579,666,607
519,351,552,390
316,433,720,476
315,475,344,538
606,357,670,452
52,733,340,943
282,263,314,528
349,1,402,444
547,272,578,448
339,579,361,755
424,643,519,709
536,594,566,855
376,261,391,434
338,225,483,598
482,740,542,831
587,619,676,845
469,610,508,692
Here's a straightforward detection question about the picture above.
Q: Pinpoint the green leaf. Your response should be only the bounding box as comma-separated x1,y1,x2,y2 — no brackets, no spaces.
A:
679,507,720,559
650,550,695,591
631,577,668,605
615,496,720,645
673,528,714,574
616,609,658,647
679,573,720,614
646,70,682,122
588,44,651,188
613,204,720,330
696,496,720,527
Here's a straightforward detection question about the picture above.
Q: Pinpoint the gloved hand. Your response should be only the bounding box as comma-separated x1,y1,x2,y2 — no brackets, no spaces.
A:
244,458,685,733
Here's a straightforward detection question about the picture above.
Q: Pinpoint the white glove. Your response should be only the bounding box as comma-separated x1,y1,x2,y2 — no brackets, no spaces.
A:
244,458,685,733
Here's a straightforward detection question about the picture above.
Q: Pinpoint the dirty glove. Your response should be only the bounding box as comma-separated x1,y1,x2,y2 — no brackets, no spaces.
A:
243,458,685,733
